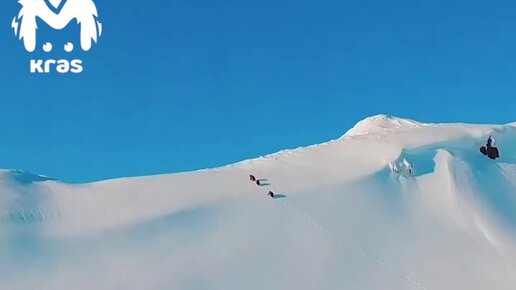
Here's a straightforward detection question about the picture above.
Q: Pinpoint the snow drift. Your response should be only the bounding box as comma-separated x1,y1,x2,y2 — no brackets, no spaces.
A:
2,114,516,290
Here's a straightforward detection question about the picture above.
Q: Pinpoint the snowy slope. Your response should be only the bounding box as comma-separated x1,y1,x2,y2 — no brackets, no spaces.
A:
2,115,516,290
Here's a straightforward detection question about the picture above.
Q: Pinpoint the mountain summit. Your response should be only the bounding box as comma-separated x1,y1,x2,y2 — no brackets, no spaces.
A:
344,114,423,136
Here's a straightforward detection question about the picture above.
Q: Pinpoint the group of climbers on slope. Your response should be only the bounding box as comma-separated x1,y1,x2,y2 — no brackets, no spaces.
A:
250,136,499,196
249,175,275,198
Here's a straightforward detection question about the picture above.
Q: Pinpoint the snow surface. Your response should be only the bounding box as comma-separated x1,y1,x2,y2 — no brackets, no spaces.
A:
2,114,516,290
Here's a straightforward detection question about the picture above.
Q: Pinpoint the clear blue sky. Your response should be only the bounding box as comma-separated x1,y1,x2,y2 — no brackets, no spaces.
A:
1,0,516,183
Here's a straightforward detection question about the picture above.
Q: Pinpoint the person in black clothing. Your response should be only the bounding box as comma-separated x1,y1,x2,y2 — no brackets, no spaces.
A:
249,175,256,182
268,191,275,198
487,136,494,148
480,136,500,160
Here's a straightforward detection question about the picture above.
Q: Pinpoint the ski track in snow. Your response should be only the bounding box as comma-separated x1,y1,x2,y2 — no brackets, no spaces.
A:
275,198,427,290
253,171,426,290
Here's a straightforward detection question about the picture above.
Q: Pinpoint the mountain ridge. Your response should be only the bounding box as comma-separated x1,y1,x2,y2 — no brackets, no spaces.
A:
2,115,516,289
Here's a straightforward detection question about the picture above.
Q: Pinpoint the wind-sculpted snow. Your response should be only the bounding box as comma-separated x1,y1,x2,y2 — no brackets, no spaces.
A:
2,115,516,290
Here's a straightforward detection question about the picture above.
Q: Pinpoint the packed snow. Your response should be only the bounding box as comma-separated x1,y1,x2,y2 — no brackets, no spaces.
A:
2,114,516,290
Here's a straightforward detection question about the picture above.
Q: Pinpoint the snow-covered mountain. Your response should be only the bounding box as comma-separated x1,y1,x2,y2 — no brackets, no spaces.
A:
2,114,516,290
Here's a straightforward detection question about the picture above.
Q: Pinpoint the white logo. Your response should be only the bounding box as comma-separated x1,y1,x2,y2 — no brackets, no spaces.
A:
12,0,103,73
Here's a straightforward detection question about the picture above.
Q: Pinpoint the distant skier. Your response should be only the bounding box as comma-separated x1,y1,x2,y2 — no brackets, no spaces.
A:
388,161,400,174
256,180,261,186
403,158,413,175
268,191,275,198
249,175,256,182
